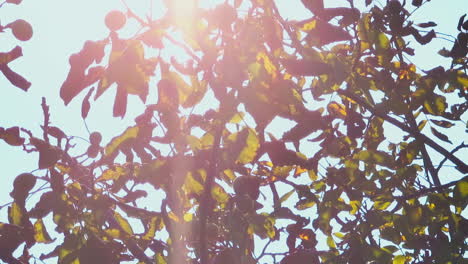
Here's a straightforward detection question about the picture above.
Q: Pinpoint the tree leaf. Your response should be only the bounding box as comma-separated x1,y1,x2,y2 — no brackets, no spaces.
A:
0,64,31,91
393,255,407,264
430,127,452,144
279,189,295,204
104,126,139,156
0,126,25,146
34,219,54,243
114,211,134,235
430,119,454,128
81,87,94,119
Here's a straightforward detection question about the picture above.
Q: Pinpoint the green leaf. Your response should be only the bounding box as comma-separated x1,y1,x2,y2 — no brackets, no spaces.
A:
453,176,468,205
430,127,452,144
295,199,316,210
279,189,295,204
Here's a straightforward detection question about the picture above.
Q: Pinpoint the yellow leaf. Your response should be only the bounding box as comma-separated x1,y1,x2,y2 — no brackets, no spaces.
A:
223,169,236,180
105,228,121,239
377,32,390,50
333,232,345,240
97,166,126,182
142,217,162,240
327,102,347,119
183,213,193,222
257,52,277,79
294,166,308,177
327,236,336,249
229,112,245,124
279,189,295,204
308,169,318,181
374,200,391,210
349,200,360,215
184,172,204,195
457,76,468,87
200,132,214,148
34,219,53,243
168,211,180,223
301,19,317,31
104,126,139,156
59,248,80,264
393,255,406,264
455,179,468,199
8,202,22,226
211,184,229,204
237,128,259,164
186,135,202,151
114,212,134,235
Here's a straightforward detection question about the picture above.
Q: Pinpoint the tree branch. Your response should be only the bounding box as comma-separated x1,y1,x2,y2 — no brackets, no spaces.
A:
199,125,223,264
338,89,468,174
436,143,468,173
404,112,440,186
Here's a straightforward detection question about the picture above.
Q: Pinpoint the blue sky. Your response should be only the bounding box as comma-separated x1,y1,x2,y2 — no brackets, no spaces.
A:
0,0,466,262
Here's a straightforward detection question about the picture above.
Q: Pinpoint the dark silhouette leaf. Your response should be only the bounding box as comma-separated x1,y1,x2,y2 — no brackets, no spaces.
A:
0,126,25,146
417,22,437,28
457,14,466,31
81,87,94,119
0,64,31,91
430,127,452,144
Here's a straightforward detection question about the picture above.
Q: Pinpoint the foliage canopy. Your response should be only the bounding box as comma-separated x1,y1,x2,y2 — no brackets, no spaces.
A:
1,0,467,263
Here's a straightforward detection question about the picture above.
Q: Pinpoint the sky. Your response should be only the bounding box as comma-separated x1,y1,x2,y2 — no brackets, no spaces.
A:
0,0,466,262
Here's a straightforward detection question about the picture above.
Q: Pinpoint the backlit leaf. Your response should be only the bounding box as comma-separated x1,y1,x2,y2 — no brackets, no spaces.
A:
142,216,162,240
327,236,336,249
34,219,54,243
8,202,23,226
279,189,295,204
114,211,134,235
237,128,260,164
104,126,139,156
184,172,204,195
393,255,406,264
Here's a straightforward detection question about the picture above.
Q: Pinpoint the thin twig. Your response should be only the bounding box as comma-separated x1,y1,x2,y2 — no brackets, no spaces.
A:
338,89,468,174
436,143,468,173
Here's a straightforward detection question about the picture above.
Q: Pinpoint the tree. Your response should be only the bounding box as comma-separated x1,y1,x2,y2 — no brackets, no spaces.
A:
1,0,467,263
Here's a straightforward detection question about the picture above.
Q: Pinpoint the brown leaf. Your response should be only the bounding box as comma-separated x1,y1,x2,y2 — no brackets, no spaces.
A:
113,85,128,118
0,64,31,91
430,127,452,144
60,40,106,105
0,126,25,146
81,87,94,119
